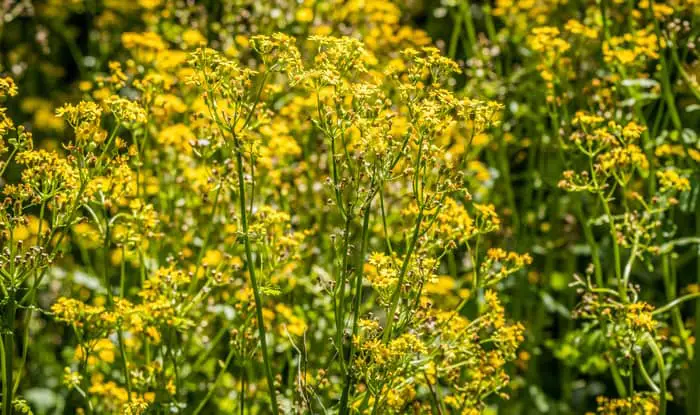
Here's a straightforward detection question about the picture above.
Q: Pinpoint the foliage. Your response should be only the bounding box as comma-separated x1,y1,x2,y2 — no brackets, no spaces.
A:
0,0,698,414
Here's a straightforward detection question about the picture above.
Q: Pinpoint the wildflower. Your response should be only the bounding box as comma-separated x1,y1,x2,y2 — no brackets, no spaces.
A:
622,122,646,141
106,96,147,125
157,123,195,154
0,77,18,97
565,19,598,39
295,7,314,23
603,27,661,67
598,144,649,175
308,35,369,77
121,32,167,61
473,203,501,233
480,249,533,287
251,33,303,75
56,101,107,144
596,393,659,414
62,367,83,390
657,169,691,192
181,29,206,48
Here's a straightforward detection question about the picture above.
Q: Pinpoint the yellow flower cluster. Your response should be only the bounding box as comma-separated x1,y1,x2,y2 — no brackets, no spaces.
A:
2,0,696,414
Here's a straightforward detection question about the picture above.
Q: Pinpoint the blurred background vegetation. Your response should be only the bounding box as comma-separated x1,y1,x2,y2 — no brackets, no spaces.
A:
1,0,699,414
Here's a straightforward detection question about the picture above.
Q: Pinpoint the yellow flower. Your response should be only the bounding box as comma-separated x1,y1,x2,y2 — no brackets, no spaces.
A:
157,123,195,154
203,249,223,267
295,7,314,23
182,29,206,48
75,339,116,365
657,169,691,192
122,32,167,62
0,77,18,97
424,275,456,296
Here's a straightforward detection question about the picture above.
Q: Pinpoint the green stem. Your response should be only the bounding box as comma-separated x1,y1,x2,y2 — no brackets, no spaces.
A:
652,292,700,316
693,207,700,415
120,245,126,297
2,299,15,415
599,0,610,41
117,330,132,401
646,334,667,415
576,204,604,287
189,183,223,294
0,147,18,178
636,353,660,393
383,205,425,343
661,254,692,357
669,46,700,101
12,308,30,395
622,238,638,299
459,0,477,57
103,217,132,401
610,359,628,397
498,135,519,234
593,173,624,301
13,200,46,393
192,347,236,415
648,0,682,131
334,216,352,376
448,11,463,59
193,325,228,369
234,137,279,415
240,372,246,415
0,340,5,413
339,204,372,414
379,191,394,257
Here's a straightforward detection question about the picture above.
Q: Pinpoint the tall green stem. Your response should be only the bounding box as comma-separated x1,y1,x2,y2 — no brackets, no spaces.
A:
383,206,425,343
103,216,132,401
234,137,279,415
592,167,624,302
459,0,477,57
662,254,692,357
192,346,235,415
648,0,682,131
334,216,352,376
694,207,700,415
448,11,463,59
646,335,667,415
339,205,372,414
575,204,604,287
2,298,15,415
